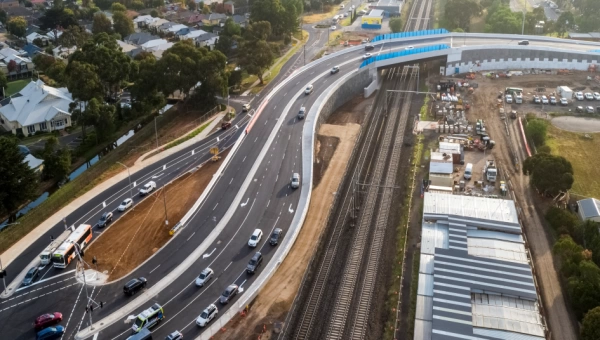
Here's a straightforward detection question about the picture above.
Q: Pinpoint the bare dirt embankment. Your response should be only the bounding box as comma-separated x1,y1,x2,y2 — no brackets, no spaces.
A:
86,151,228,281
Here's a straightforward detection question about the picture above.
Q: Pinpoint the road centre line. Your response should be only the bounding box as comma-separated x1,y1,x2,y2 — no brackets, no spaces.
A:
149,264,161,274
187,232,196,242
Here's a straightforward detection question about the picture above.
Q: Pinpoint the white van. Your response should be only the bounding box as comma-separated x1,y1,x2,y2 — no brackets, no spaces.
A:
464,163,473,180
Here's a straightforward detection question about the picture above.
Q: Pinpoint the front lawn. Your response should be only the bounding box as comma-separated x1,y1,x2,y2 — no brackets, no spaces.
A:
6,79,31,96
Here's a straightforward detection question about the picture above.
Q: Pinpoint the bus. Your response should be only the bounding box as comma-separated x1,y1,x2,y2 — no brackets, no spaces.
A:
51,224,93,268
40,229,72,265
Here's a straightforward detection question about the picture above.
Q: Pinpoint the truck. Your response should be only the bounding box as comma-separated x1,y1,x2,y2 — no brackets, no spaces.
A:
485,160,498,183
131,303,164,333
514,91,523,104
40,229,72,265
556,86,573,100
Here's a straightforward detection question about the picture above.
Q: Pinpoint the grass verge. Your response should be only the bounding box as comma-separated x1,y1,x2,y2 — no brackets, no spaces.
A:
303,6,338,24
433,0,447,28
6,79,30,96
406,248,421,339
164,120,212,149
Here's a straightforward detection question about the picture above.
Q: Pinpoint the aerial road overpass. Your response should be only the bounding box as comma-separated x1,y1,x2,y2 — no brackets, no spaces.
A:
1,32,600,340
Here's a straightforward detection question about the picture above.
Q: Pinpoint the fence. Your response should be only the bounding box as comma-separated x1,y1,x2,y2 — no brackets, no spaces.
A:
370,29,449,43
360,44,450,68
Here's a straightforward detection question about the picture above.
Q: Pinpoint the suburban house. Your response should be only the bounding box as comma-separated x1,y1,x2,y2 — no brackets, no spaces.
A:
148,18,170,31
117,40,138,53
231,14,247,27
186,14,205,26
224,1,234,14
175,26,197,37
19,145,44,174
52,45,77,59
26,32,50,46
166,24,189,34
194,32,217,49
181,29,208,41
22,44,42,58
133,15,160,30
140,39,174,58
577,198,600,222
124,32,160,46
158,21,178,33
0,47,34,78
202,13,227,26
0,80,74,137
0,0,18,9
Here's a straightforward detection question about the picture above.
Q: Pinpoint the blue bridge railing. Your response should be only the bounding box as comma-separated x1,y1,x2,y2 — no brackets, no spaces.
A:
359,44,450,68
370,29,449,43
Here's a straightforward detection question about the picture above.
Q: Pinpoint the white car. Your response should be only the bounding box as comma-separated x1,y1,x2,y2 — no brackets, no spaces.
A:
248,229,263,247
505,94,513,103
331,25,337,30
196,304,218,327
363,53,372,60
195,268,214,287
541,95,549,104
242,103,250,112
304,85,313,95
351,4,355,9
560,97,568,105
118,198,133,212
405,46,414,50
594,92,600,100
585,92,594,100
576,91,584,100
139,181,156,196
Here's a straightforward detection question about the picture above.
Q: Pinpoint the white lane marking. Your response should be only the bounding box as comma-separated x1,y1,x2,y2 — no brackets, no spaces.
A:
288,134,291,140
276,174,279,182
16,269,76,292
75,286,96,332
274,106,277,110
254,137,258,143
93,333,99,340
150,264,161,274
267,200,270,207
187,232,196,241
283,153,285,159
224,262,233,272
0,282,80,312
202,248,217,259
284,92,287,96
242,156,247,162
264,119,268,125
58,282,84,339
238,279,248,292
229,178,234,185
213,203,219,210
241,198,249,207
2,277,75,303
289,204,295,213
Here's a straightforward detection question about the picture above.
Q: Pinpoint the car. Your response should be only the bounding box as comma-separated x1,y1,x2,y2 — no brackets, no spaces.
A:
36,326,65,340
247,252,263,274
331,25,337,30
587,106,595,114
34,313,63,331
405,46,414,50
248,229,263,247
339,4,344,8
196,304,218,327
23,266,39,286
362,53,372,60
576,106,584,113
242,103,251,112
505,94,513,103
123,277,147,296
221,121,232,130
195,268,214,287
518,40,529,45
533,95,540,103
576,91,584,100
304,85,313,95
270,228,284,246
298,107,306,120
560,97,568,105
359,10,367,15
364,44,374,51
541,95,548,104
165,330,183,340
96,211,113,228
291,173,300,189
585,92,594,100
219,284,239,304
361,38,368,43
125,328,152,340
331,66,340,74
594,92,600,100
139,181,156,196
118,198,133,211
549,96,557,105
351,4,355,9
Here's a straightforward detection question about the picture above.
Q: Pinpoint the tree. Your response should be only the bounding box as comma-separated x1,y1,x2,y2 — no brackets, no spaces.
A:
46,61,67,84
545,207,580,240
554,11,575,36
113,11,135,38
33,54,57,72
444,0,481,31
525,119,547,146
582,306,600,340
65,61,104,101
522,153,574,196
251,0,292,37
187,0,197,10
85,98,116,141
0,72,7,94
39,8,77,31
554,235,585,277
215,18,241,56
484,5,521,34
42,136,71,181
59,25,92,48
93,12,113,34
7,59,17,73
110,2,127,12
0,137,38,219
131,0,145,9
7,16,27,38
389,17,403,33
568,260,600,318
238,21,274,85
0,9,8,25
150,9,159,17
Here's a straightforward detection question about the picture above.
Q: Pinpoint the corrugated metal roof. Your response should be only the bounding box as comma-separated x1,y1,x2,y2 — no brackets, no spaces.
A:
418,273,434,296
430,161,453,174
421,222,449,255
578,198,600,219
439,142,461,153
413,320,433,340
467,230,524,243
416,295,434,320
420,254,435,274
468,238,528,264
473,327,544,340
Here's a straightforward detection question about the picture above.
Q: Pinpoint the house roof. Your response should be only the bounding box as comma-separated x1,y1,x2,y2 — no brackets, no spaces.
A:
578,198,600,219
117,40,138,53
167,24,190,33
0,80,73,127
207,13,227,20
24,154,44,170
183,29,208,39
195,32,217,42
232,14,246,24
22,44,42,58
0,47,32,65
141,39,169,50
187,14,205,23
149,18,170,28
124,32,160,45
429,161,453,174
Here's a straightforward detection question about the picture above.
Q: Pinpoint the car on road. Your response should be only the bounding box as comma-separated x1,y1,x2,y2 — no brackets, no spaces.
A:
36,326,65,340
270,228,284,246
219,284,239,304
339,4,344,8
550,96,557,105
359,10,367,15
221,121,232,130
298,107,306,120
247,252,263,274
533,95,540,103
165,330,183,340
139,181,156,196
248,229,263,247
23,266,39,286
405,46,414,50
331,25,337,29
331,66,340,74
123,277,147,296
361,38,368,43
587,106,595,113
585,92,594,100
595,92,600,100
518,40,529,45
34,313,63,331
125,328,152,340
304,84,313,95
362,53,372,60
576,91,584,100
195,268,214,287
118,198,133,211
242,103,251,112
291,173,300,189
560,97,568,105
541,95,548,104
196,304,218,327
364,44,374,51
96,211,113,228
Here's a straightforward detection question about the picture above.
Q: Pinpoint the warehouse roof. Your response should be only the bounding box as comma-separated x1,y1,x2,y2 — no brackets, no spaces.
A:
578,198,600,220
366,9,384,17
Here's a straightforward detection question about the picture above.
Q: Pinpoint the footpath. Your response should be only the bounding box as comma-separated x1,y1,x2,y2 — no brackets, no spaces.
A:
0,109,228,269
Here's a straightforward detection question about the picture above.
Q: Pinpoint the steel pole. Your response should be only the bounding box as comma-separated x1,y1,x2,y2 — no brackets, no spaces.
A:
162,187,168,226
154,116,159,149
74,246,94,330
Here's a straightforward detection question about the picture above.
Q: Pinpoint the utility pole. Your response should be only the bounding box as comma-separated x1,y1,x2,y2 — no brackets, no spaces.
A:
521,0,526,35
162,187,168,226
117,162,134,200
154,116,159,149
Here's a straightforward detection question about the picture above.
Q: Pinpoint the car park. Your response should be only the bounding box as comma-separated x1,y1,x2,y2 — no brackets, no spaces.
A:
36,326,64,340
585,92,594,100
248,229,263,247
549,96,557,105
139,181,156,196
291,173,300,189
270,228,284,245
595,92,600,100
23,266,39,286
304,85,313,95
195,268,214,287
123,277,147,296
165,330,183,340
541,95,548,104
118,198,133,211
533,95,540,103
560,97,568,105
219,284,239,304
96,211,113,228
331,66,340,74
587,106,595,114
364,44,374,51
242,103,250,111
34,313,63,331
247,252,263,274
576,91,584,100
196,304,218,327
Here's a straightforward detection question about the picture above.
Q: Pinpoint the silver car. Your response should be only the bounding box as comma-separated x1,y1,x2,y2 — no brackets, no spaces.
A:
195,268,214,287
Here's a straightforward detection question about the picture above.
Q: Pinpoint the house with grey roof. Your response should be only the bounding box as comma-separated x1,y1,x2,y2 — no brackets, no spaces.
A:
577,198,600,222
124,32,160,46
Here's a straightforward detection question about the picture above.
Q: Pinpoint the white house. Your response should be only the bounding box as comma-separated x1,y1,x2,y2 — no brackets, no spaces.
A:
133,15,160,30
26,32,50,45
166,24,189,34
194,32,217,49
52,45,77,59
0,47,34,76
180,29,208,41
0,80,74,137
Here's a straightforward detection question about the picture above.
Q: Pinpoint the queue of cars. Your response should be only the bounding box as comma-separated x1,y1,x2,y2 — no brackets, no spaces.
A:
34,312,64,340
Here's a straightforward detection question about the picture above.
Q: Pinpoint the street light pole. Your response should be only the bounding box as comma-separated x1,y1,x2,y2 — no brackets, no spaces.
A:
521,0,526,35
162,187,168,226
154,116,159,149
117,162,134,200
74,244,94,330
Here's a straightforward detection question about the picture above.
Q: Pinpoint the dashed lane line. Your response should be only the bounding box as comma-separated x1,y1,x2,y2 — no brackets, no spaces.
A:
1,282,80,313
6,276,76,302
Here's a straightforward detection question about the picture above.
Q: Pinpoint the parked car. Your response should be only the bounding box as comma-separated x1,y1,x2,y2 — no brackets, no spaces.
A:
34,313,63,331
560,97,568,105
364,44,374,51
585,92,594,100
549,96,557,105
165,331,183,340
576,106,584,113
304,85,313,95
331,66,340,74
505,94,513,103
195,268,214,287
242,103,251,112
196,304,218,327
36,326,65,340
96,211,113,228
246,252,263,274
139,181,156,196
576,92,584,100
291,173,300,189
533,95,540,103
339,4,344,8
23,267,39,286
594,92,600,100
248,229,263,247
331,25,337,29
361,38,368,43
587,106,595,114
541,95,549,104
219,284,239,304
123,277,147,296
270,228,284,246
118,198,133,211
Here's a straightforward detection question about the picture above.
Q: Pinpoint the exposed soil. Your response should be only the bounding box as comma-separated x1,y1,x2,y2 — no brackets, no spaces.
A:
213,123,361,340
85,151,229,281
327,96,370,125
313,135,340,187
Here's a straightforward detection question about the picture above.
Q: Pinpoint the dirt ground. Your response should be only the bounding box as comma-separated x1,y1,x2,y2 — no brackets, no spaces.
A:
453,73,579,340
214,122,361,340
85,151,228,281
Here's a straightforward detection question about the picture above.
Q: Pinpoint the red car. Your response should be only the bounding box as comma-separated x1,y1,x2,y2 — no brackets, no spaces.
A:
34,312,62,330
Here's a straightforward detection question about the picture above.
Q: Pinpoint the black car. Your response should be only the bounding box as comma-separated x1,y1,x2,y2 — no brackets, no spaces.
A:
123,277,147,296
22,266,39,286
97,212,113,228
219,284,239,304
246,252,263,274
270,228,284,246
364,44,374,51
518,40,529,45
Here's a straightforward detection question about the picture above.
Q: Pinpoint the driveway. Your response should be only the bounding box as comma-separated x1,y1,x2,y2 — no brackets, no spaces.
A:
24,129,84,151
551,116,600,133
